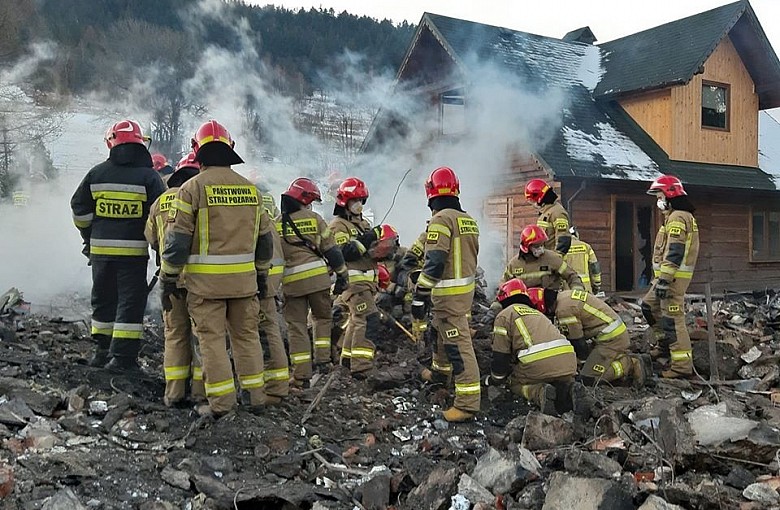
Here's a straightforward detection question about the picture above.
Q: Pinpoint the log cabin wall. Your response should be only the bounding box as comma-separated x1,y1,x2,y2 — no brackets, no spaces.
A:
619,89,673,155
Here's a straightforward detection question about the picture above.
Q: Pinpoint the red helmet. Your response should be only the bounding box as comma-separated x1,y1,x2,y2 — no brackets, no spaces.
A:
377,264,391,290
519,225,549,253
527,287,546,314
191,120,234,154
175,152,198,172
647,175,686,198
369,224,400,260
104,120,147,149
524,179,551,204
283,178,322,205
336,177,369,207
151,153,168,171
496,278,528,303
425,166,460,199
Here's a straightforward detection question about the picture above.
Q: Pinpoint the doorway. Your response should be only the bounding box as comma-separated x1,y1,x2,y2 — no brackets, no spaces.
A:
614,200,654,291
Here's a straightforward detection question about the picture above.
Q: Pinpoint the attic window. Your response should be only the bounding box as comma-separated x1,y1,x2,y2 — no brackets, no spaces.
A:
440,90,465,136
702,82,729,130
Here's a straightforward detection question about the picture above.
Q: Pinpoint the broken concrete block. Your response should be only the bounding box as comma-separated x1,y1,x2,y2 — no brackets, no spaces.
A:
725,466,757,490
361,469,391,510
686,403,758,446
161,466,190,490
521,412,574,451
471,447,539,494
638,495,684,510
630,398,695,461
743,482,780,505
457,474,493,505
42,487,86,510
406,467,459,510
541,472,633,510
0,398,34,427
563,450,622,479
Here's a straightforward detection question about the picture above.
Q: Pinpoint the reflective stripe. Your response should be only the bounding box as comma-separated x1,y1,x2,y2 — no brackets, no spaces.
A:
164,366,190,380
611,360,624,378
72,212,94,228
90,183,147,201
269,266,284,275
113,322,144,339
188,253,255,264
559,261,569,273
205,378,235,397
558,316,579,325
239,373,265,389
314,338,331,349
283,260,328,284
516,338,573,364
513,315,534,348
670,350,692,361
453,237,462,279
596,319,627,342
90,238,148,257
186,253,256,275
161,259,182,275
264,367,290,381
493,326,508,336
517,270,551,280
198,208,209,256
192,367,203,380
455,382,481,395
348,269,377,284
290,352,312,364
340,349,352,359
91,319,114,336
432,275,475,297
172,198,192,215
417,273,439,289
428,224,451,237
537,220,551,228
432,360,452,372
351,347,375,359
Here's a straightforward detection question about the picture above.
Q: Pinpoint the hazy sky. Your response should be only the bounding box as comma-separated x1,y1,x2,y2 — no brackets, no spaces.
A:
247,0,780,51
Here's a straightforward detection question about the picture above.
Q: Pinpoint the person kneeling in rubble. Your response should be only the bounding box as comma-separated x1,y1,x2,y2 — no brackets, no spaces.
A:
527,287,652,388
484,278,577,416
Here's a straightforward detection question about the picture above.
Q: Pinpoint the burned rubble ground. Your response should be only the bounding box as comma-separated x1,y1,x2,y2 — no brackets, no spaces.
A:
2,287,780,509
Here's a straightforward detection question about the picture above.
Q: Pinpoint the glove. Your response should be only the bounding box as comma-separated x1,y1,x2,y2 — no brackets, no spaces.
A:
655,279,671,300
256,271,268,299
480,308,498,327
160,273,180,312
81,244,91,266
357,226,381,248
332,305,344,325
571,338,590,361
411,286,431,320
333,272,349,295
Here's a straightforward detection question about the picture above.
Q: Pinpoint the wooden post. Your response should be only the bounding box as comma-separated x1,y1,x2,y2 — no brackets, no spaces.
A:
705,283,719,381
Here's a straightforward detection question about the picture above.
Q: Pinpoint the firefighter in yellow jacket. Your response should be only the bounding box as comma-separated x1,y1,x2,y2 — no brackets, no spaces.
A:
161,120,273,416
484,278,576,416
279,178,348,386
528,287,652,387
259,190,289,400
145,152,204,406
501,225,583,290
641,175,699,378
414,167,480,422
524,178,571,254
564,226,602,294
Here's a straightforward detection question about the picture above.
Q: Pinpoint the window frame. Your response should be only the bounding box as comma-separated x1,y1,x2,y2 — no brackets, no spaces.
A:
701,80,730,132
439,89,465,137
750,206,780,262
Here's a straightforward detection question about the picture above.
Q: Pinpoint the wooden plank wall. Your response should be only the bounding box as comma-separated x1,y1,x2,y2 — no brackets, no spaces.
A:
670,35,759,166
619,89,672,154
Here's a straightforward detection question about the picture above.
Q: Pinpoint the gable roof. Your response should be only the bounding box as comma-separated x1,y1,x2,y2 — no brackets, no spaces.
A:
595,0,780,109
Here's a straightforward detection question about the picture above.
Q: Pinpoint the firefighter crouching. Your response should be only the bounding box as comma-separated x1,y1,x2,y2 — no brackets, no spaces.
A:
161,120,273,416
278,178,348,388
414,166,481,423
71,119,165,372
641,175,699,379
528,288,652,388
145,152,204,405
484,279,576,416
564,226,602,294
524,178,571,255
259,191,289,400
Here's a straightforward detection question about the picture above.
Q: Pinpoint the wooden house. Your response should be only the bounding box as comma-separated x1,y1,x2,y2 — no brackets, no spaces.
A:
363,0,780,293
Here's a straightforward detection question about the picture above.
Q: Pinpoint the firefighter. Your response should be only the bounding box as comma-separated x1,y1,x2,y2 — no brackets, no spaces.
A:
641,175,699,378
528,287,652,388
152,153,174,184
564,226,602,294
145,152,204,405
161,120,273,416
329,177,381,375
258,184,288,399
483,279,576,416
414,166,480,422
501,225,584,290
524,178,571,254
71,120,165,372
278,177,349,387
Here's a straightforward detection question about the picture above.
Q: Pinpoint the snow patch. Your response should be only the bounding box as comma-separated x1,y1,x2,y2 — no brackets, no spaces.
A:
577,44,604,92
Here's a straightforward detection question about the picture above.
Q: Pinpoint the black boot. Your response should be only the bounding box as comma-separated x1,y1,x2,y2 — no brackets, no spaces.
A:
88,335,111,367
105,356,140,373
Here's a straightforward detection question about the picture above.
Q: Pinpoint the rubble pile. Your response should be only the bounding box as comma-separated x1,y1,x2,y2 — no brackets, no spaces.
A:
0,287,779,509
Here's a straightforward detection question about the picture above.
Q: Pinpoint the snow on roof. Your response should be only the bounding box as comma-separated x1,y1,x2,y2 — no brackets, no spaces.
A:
561,121,660,180
759,110,780,187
